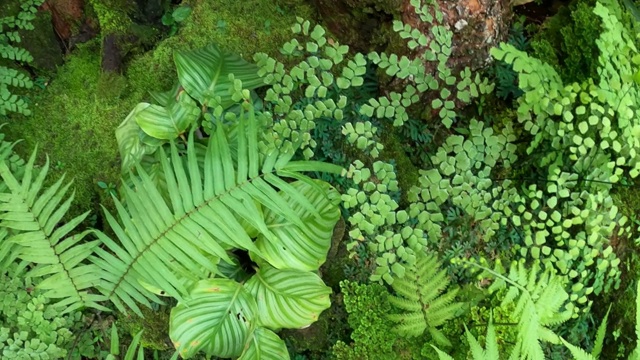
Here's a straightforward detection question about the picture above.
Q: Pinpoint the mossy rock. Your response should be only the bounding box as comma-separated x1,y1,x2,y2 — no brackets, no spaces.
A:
20,10,65,74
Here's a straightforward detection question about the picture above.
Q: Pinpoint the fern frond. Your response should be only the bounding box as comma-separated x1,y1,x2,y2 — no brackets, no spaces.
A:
0,148,107,313
431,346,455,360
590,305,609,358
388,252,464,343
466,259,571,360
433,315,500,360
91,105,342,315
560,337,596,360
465,323,486,359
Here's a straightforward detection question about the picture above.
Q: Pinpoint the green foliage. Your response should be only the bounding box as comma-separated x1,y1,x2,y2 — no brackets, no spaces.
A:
0,145,106,313
106,324,178,360
432,315,500,360
0,36,345,359
493,16,528,101
487,1,640,311
436,259,581,359
0,265,84,359
161,6,192,37
408,119,518,242
364,3,494,129
0,0,43,116
331,280,422,360
104,105,340,357
116,43,265,173
387,253,464,347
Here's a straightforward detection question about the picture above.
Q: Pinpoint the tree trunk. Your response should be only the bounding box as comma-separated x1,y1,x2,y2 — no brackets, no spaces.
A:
312,0,512,73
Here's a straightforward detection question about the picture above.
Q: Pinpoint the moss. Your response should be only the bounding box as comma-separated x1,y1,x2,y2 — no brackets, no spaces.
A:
377,122,420,205
529,0,602,83
330,281,424,360
6,0,314,223
116,305,172,350
5,41,127,219
86,0,134,35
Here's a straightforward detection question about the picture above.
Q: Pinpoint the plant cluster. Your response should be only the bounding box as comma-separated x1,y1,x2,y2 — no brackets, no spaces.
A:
0,0,43,116
3,0,640,359
0,265,83,359
0,38,347,359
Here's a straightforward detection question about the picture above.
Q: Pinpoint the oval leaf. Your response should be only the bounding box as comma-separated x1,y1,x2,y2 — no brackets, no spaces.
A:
115,104,161,172
254,180,341,271
238,327,290,360
244,265,331,329
135,91,201,140
170,279,258,359
174,44,265,108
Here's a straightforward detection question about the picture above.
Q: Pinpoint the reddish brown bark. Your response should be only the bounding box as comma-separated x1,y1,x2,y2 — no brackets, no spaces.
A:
313,0,512,73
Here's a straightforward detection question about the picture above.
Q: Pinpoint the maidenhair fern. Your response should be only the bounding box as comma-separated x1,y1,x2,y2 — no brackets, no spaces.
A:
0,0,43,116
387,252,463,347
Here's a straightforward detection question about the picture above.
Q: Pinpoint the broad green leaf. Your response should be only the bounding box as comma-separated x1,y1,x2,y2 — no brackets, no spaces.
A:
135,91,201,140
116,104,162,172
98,105,341,316
244,265,331,329
254,180,341,271
172,6,192,22
174,44,265,108
238,327,290,360
170,279,258,359
149,82,181,106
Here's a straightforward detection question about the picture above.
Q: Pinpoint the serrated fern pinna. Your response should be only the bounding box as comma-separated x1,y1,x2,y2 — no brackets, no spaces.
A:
387,252,464,347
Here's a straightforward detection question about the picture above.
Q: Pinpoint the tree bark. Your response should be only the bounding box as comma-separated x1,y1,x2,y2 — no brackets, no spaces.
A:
312,0,512,73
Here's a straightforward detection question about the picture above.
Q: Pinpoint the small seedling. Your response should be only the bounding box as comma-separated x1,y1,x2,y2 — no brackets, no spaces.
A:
264,19,272,35
97,181,117,197
161,6,192,36
217,20,227,33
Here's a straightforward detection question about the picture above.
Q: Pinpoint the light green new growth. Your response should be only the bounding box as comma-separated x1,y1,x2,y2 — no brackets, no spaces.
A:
488,1,640,311
432,315,500,360
255,17,374,159
442,259,575,359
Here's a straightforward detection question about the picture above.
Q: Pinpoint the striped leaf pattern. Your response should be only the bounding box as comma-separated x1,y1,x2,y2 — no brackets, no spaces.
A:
174,44,265,108
238,327,290,360
134,91,201,140
0,149,107,313
244,265,332,329
169,279,258,359
94,106,342,315
255,179,341,271
115,103,162,172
